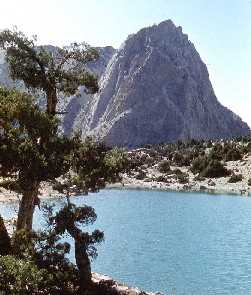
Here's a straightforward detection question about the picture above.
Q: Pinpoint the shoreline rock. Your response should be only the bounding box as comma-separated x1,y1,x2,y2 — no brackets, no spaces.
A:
92,273,165,295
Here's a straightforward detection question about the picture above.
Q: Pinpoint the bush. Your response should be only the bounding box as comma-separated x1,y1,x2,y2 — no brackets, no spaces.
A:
190,156,209,174
172,152,190,166
144,156,155,167
225,148,242,162
177,173,189,184
0,256,50,295
209,144,224,161
172,168,183,176
207,141,213,148
158,160,171,173
9,227,79,294
228,174,243,183
248,178,251,186
200,160,230,178
155,175,169,183
0,255,118,295
193,175,206,182
135,170,147,180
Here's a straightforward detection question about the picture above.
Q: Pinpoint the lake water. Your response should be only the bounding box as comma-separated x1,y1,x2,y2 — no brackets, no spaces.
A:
1,189,251,295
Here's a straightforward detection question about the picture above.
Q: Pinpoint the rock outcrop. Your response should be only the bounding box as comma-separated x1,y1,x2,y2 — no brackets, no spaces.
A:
62,46,116,135
92,273,165,295
77,20,249,147
0,21,249,147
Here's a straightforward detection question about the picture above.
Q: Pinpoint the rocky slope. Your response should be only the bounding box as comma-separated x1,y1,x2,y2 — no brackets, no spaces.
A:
62,46,116,135
110,138,251,197
81,20,249,147
1,138,251,203
117,153,251,197
0,21,249,147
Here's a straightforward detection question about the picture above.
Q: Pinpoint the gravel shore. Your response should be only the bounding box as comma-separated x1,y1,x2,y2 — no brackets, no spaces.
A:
1,155,251,204
0,181,64,203
109,155,251,197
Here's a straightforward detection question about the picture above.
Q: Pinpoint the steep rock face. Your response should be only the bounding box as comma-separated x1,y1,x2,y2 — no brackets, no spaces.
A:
62,46,116,135
0,46,116,136
0,22,249,147
82,20,249,147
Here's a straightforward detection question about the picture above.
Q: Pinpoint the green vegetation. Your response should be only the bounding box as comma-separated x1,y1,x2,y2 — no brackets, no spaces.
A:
155,175,169,183
228,173,243,183
190,156,210,175
0,28,250,295
0,215,11,256
199,160,230,178
225,148,242,161
0,29,127,294
135,169,147,180
158,160,171,173
0,256,51,294
0,28,99,231
177,172,189,184
128,137,251,182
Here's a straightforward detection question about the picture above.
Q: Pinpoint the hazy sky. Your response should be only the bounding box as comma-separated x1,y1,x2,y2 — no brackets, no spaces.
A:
0,0,250,126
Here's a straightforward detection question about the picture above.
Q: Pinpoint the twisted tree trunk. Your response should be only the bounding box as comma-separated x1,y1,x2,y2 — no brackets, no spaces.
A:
16,87,57,232
16,182,39,231
46,87,57,116
67,218,93,294
75,240,92,295
0,214,11,255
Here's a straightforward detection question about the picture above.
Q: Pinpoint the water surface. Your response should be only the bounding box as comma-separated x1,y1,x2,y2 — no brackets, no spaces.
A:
1,189,251,295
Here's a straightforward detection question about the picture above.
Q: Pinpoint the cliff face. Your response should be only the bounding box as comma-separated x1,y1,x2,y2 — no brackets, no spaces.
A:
62,46,116,135
0,21,249,147
79,20,249,147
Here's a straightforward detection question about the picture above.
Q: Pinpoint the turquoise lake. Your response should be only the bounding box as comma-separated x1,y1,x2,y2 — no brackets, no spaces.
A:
1,189,251,295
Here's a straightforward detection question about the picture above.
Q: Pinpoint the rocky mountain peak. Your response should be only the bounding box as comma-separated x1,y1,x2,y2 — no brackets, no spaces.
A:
77,20,249,147
0,21,249,147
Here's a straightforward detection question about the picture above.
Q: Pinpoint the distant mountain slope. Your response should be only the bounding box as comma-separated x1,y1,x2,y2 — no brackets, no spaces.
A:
62,46,116,135
0,21,249,147
80,20,249,147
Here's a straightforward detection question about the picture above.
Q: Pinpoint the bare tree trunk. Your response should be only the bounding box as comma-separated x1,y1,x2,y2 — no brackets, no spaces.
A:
16,182,39,231
75,240,92,295
0,214,11,255
46,87,57,116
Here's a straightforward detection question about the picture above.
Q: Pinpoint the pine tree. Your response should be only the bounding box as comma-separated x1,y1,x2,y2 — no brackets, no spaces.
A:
0,29,99,230
0,29,128,293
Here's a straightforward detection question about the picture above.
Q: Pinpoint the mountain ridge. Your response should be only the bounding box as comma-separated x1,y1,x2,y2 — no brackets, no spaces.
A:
77,20,249,147
0,20,249,147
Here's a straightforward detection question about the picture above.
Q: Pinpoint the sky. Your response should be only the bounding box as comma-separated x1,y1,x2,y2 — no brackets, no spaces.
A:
0,0,250,126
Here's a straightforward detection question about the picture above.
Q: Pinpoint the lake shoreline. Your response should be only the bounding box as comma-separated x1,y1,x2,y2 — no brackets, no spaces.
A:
2,180,251,294
0,181,65,203
0,176,251,204
107,180,251,198
1,145,251,203
92,272,164,295
106,153,251,198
